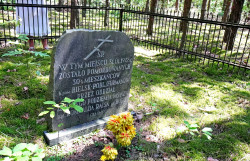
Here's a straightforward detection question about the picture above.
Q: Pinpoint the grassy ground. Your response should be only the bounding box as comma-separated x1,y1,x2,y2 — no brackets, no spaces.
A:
0,44,249,160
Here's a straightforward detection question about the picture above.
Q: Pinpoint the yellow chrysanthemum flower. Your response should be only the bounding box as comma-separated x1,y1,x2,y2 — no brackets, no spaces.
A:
106,115,122,134
101,145,118,161
116,132,132,146
119,112,134,126
100,155,107,161
127,125,136,138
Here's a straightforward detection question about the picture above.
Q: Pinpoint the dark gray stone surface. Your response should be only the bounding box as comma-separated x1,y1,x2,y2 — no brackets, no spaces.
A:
44,117,110,146
47,30,134,132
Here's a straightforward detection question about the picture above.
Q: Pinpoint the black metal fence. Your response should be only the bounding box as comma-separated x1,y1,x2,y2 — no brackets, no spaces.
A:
0,1,249,74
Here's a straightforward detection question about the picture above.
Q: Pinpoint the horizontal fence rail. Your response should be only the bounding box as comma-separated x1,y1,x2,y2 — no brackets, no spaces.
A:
0,1,249,74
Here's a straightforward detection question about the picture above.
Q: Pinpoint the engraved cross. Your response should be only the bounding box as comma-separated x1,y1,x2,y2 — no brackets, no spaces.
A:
84,35,113,60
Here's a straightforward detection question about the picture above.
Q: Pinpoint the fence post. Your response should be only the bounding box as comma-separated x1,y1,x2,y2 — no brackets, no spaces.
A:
119,9,124,32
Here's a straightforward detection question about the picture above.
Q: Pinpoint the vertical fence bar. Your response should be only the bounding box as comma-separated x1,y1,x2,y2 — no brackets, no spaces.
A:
119,8,123,32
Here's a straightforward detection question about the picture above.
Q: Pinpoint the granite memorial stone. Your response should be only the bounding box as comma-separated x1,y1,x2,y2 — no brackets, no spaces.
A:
45,30,134,145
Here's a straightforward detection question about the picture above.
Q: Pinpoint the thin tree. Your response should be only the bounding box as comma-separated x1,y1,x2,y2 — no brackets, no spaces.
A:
146,0,158,35
145,0,150,12
70,0,78,29
200,0,208,19
82,0,87,17
222,0,232,22
161,0,165,11
207,0,211,13
126,0,131,5
180,0,192,32
223,0,245,50
104,0,110,26
175,0,179,10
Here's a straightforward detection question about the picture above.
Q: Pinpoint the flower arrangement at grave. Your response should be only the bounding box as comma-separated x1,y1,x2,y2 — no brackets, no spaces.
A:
100,144,118,161
100,112,136,160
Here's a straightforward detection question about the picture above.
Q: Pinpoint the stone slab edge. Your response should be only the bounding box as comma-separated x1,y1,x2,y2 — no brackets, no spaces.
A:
43,116,110,146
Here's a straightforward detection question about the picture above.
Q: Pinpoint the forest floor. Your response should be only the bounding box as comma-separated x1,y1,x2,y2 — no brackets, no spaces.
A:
0,44,249,161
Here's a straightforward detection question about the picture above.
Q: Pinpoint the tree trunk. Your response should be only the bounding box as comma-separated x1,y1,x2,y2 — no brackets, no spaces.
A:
82,0,87,17
200,0,208,19
175,0,179,10
147,0,158,35
180,0,192,32
161,0,165,11
104,0,110,26
223,0,245,50
56,0,64,11
207,0,211,13
247,0,250,21
223,0,227,10
59,0,64,6
145,0,150,12
222,0,232,22
70,0,77,29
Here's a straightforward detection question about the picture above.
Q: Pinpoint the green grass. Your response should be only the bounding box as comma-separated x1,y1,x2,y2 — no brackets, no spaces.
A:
0,43,249,160
129,47,249,160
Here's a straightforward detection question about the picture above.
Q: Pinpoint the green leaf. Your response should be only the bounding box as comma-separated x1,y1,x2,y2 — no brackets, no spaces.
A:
60,106,70,114
8,41,21,45
58,123,64,128
0,146,12,156
36,71,41,76
71,105,83,113
62,97,74,103
33,52,49,57
22,151,31,156
203,131,212,136
15,156,29,161
190,124,199,128
184,121,190,126
31,157,42,161
32,157,42,161
190,128,198,132
43,101,56,105
13,143,27,153
12,151,22,156
74,98,84,103
190,132,195,136
50,111,55,118
204,134,212,140
2,50,23,57
2,157,12,161
46,108,54,110
38,111,49,116
26,143,38,152
36,152,45,158
202,127,213,132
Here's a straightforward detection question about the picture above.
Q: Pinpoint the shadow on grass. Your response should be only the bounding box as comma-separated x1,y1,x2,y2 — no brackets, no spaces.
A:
162,111,250,160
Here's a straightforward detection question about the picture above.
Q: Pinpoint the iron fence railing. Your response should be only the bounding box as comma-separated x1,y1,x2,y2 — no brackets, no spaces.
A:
0,1,249,74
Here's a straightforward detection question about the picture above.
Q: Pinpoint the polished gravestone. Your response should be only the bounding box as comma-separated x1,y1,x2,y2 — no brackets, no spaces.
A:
44,30,134,145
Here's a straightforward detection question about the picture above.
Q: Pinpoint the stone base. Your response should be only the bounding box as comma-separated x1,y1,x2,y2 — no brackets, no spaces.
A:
44,117,110,146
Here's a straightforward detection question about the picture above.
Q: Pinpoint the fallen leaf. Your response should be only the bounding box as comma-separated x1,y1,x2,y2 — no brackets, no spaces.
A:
145,135,158,142
177,138,187,143
36,118,45,124
17,83,22,86
23,87,29,91
92,135,99,142
207,157,219,161
88,152,94,157
21,113,29,120
15,102,21,106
